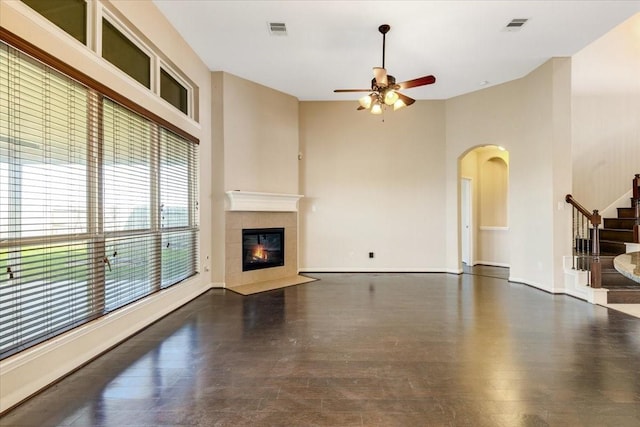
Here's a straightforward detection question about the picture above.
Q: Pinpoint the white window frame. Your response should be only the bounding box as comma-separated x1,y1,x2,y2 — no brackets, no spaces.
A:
15,0,90,48
14,0,196,120
98,7,157,92
158,60,194,117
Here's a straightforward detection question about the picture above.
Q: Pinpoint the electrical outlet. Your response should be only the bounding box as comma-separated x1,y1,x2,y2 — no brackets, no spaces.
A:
369,252,374,258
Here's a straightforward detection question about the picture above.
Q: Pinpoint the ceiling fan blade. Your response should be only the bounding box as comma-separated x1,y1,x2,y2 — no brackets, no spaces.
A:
398,75,436,90
393,92,416,111
357,106,366,111
373,67,388,86
334,89,372,93
396,92,416,107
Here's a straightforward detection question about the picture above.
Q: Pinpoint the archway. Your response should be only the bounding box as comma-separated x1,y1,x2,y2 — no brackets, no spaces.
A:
459,145,510,269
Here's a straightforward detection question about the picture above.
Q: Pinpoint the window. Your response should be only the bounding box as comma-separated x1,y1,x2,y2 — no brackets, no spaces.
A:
21,0,87,44
101,19,151,89
161,68,188,115
17,0,195,118
0,41,98,356
159,128,198,287
0,39,199,359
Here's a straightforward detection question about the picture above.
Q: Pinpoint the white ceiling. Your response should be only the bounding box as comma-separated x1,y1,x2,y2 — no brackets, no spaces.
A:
152,1,640,101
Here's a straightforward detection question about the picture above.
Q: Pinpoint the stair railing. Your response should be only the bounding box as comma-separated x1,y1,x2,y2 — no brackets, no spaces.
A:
565,194,601,288
633,174,639,243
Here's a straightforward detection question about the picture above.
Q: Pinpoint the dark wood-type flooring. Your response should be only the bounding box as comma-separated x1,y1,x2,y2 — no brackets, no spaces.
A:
3,270,640,426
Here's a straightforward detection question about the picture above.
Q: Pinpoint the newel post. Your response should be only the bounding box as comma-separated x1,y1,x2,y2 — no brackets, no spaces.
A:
590,209,602,288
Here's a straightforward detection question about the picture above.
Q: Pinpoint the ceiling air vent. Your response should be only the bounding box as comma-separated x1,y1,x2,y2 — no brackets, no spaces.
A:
504,18,528,31
268,22,287,36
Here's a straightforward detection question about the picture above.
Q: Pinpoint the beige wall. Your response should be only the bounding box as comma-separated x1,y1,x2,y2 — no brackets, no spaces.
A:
299,101,447,271
446,58,572,291
572,12,640,210
211,72,226,284
210,72,301,284
299,60,572,284
480,157,508,227
220,73,299,194
0,0,213,412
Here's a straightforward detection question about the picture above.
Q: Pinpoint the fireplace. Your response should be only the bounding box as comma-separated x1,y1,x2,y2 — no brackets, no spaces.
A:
242,228,285,271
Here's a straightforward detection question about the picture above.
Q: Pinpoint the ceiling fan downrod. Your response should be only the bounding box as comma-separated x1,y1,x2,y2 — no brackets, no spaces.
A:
379,24,390,69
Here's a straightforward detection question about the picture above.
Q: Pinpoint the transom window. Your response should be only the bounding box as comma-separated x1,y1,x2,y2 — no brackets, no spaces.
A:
20,0,87,44
161,68,189,115
102,19,151,89
19,0,195,119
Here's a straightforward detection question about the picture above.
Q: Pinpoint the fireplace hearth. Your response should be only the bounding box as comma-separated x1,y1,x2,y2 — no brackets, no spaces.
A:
242,228,285,271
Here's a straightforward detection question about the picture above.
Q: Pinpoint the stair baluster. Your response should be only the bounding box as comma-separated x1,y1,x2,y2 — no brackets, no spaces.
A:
633,173,639,243
566,194,601,288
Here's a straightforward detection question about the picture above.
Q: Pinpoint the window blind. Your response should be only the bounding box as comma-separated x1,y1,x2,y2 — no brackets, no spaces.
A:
102,98,157,310
0,41,102,356
0,39,199,359
159,128,198,288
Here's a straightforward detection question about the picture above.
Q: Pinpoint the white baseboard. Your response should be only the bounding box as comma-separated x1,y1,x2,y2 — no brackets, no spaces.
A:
298,267,450,273
0,278,211,413
562,260,609,305
508,276,555,293
473,261,510,268
600,190,632,219
626,243,640,253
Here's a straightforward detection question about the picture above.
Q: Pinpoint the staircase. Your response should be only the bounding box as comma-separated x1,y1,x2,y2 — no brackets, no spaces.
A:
600,178,640,303
600,207,637,255
566,174,640,303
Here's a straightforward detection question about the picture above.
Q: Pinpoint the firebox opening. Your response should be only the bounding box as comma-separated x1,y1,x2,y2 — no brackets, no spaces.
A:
242,228,285,272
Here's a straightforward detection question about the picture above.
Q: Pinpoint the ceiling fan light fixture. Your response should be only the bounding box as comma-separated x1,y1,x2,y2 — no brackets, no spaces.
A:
371,102,383,115
393,98,407,111
373,67,388,86
359,94,373,109
384,90,399,106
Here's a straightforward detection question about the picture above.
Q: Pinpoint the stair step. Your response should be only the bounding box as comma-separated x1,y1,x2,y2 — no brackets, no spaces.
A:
600,240,627,255
617,207,638,219
573,256,623,270
603,218,636,230
601,271,640,288
573,239,625,256
600,256,616,269
600,228,634,242
607,288,640,304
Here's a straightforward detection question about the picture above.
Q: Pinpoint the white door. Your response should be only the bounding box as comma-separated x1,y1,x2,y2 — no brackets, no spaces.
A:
461,178,472,265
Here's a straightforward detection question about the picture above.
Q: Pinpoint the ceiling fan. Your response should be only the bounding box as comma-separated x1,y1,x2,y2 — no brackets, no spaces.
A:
334,24,436,114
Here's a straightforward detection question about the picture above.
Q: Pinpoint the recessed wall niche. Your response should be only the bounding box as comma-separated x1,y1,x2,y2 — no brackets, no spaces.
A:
480,156,509,227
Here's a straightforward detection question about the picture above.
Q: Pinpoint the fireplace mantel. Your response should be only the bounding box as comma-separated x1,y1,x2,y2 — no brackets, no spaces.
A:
225,191,303,212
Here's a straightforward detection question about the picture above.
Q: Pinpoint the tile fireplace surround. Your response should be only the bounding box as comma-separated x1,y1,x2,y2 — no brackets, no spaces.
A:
224,192,303,287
